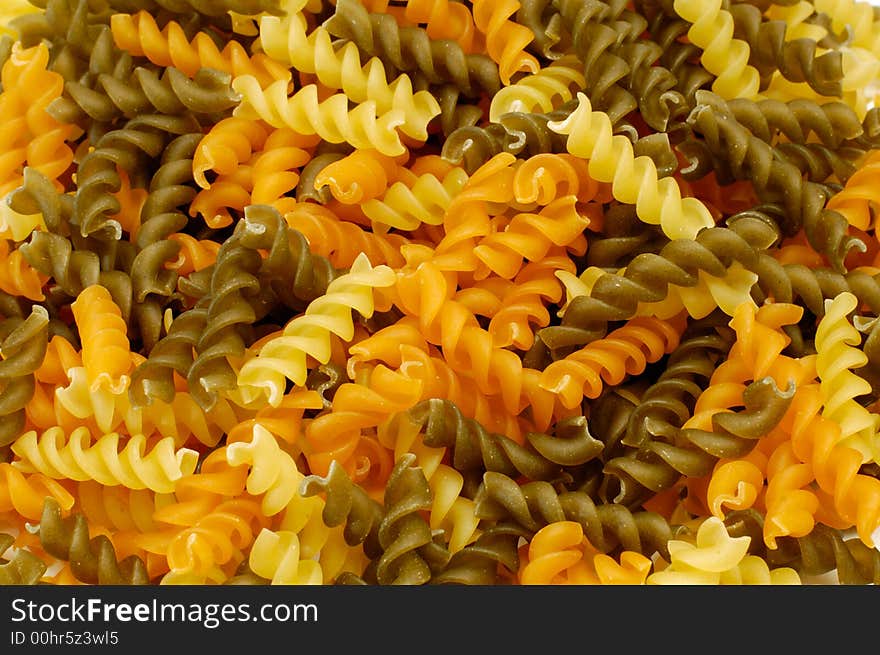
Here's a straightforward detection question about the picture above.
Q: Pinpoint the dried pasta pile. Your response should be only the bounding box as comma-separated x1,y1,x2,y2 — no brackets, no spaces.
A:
1,0,880,586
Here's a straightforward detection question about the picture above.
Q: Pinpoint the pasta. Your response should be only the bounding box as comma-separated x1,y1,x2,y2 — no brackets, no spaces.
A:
1,0,878,590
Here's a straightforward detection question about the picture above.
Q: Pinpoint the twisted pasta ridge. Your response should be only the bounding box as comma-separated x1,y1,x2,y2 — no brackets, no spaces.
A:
470,196,591,281
237,252,396,406
686,91,864,272
518,520,653,584
74,479,169,535
550,92,715,241
489,55,585,123
0,462,74,520
111,10,291,88
773,141,862,185
191,126,312,226
185,239,266,411
558,0,688,131
191,116,271,189
400,0,479,52
645,10,715,105
473,471,675,560
323,0,502,99
775,383,880,545
146,446,247,532
474,255,570,350
375,411,480,553
129,305,206,407
729,3,843,97
750,260,880,323
132,132,203,298
605,376,796,506
226,389,324,448
304,364,422,485
56,365,237,448
163,498,271,583
283,204,407,268
0,241,46,302
546,225,762,349
259,7,440,141
232,76,408,157
73,113,202,240
517,0,564,59
812,0,880,55
467,0,541,84
226,422,319,517
815,292,880,463
11,427,199,493
0,532,47,585
390,259,556,418
118,0,282,18
0,306,49,448
430,525,524,584
364,453,451,584
313,149,410,205
363,168,469,233
37,496,150,584
646,516,800,584
539,316,684,409
0,42,76,196
724,97,865,149
347,324,529,437
826,149,880,231
405,397,604,487
60,25,240,124
301,459,385,560
247,528,323,584
723,509,880,584
71,284,132,395
672,0,761,99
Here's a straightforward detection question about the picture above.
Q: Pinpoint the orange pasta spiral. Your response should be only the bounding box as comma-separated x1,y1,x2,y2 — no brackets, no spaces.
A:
0,240,47,301
539,316,685,410
471,0,539,84
111,11,292,88
70,285,132,394
282,203,408,268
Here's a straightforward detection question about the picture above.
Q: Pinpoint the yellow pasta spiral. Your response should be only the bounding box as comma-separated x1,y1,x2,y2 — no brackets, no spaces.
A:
489,55,586,122
647,517,801,584
248,528,324,584
232,76,408,156
549,92,715,241
259,2,440,141
10,427,199,494
236,252,397,406
672,0,761,99
815,292,880,463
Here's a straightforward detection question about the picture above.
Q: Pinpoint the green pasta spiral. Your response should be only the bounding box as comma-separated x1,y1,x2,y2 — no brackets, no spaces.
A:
37,497,150,585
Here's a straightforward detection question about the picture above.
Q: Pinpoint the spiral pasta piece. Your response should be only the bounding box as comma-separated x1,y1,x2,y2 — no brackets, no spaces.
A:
646,516,801,584
258,3,441,141
471,0,540,84
549,92,715,241
111,10,291,87
236,252,396,406
248,528,323,584
539,316,684,409
815,292,880,462
232,76,409,157
11,427,199,493
672,0,762,100
70,285,132,395
489,55,585,122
